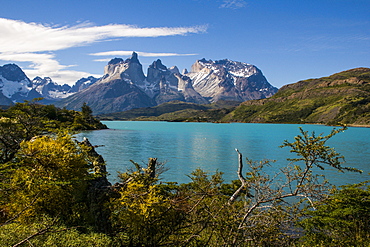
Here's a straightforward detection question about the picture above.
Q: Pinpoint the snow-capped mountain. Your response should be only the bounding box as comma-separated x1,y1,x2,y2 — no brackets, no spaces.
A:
57,52,277,114
1,52,277,115
186,58,277,102
32,77,73,100
0,63,99,105
0,64,31,99
0,64,38,104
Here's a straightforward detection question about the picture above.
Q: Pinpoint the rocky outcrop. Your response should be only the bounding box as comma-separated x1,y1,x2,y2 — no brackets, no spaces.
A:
78,137,111,233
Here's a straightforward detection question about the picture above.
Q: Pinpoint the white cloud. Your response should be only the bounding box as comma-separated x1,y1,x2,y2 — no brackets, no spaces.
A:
0,18,207,85
0,18,206,53
220,0,247,9
90,50,198,58
92,58,112,63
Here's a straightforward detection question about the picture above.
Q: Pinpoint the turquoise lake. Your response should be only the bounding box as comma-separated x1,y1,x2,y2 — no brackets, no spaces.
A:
77,121,370,185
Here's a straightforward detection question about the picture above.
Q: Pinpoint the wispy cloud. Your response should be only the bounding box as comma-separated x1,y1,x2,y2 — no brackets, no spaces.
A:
90,50,198,61
0,18,206,53
220,0,247,9
0,18,207,84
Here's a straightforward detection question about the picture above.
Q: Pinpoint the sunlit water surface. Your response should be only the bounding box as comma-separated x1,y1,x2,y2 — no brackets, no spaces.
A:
77,121,370,185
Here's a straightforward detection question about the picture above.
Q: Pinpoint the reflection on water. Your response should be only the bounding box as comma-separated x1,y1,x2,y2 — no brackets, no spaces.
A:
77,121,370,185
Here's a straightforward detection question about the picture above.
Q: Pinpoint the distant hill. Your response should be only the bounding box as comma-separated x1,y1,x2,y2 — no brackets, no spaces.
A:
224,67,370,126
97,100,241,122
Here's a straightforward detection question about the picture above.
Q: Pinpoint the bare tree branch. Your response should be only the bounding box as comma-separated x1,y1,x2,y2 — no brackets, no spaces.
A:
229,149,247,204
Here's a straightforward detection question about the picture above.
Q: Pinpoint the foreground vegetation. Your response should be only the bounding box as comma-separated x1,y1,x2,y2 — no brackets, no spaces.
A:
1,101,369,246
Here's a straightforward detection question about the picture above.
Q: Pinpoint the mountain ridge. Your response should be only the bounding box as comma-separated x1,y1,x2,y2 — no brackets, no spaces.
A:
0,63,100,105
56,52,276,114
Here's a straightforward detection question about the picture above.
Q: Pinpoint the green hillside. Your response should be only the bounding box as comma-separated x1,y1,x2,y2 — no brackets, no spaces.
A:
224,68,370,126
97,100,240,122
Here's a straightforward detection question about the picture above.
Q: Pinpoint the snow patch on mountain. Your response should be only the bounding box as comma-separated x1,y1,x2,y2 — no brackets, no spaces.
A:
0,75,31,99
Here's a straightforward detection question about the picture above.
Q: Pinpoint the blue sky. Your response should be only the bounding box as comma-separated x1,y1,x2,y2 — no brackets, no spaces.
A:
0,0,369,88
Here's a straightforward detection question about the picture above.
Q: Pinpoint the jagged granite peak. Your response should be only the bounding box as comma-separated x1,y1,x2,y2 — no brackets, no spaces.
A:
101,52,145,86
126,51,140,64
145,59,181,100
187,58,277,102
147,59,168,83
145,60,208,105
147,60,178,87
151,59,167,70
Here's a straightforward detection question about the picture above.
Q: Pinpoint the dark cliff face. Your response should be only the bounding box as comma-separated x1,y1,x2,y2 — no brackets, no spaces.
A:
147,59,169,83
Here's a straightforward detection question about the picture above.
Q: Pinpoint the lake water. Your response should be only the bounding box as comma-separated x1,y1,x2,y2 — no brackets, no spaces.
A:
77,121,370,185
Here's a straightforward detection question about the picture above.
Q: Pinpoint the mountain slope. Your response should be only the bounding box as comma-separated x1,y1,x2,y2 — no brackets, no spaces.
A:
56,78,156,115
224,68,370,126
